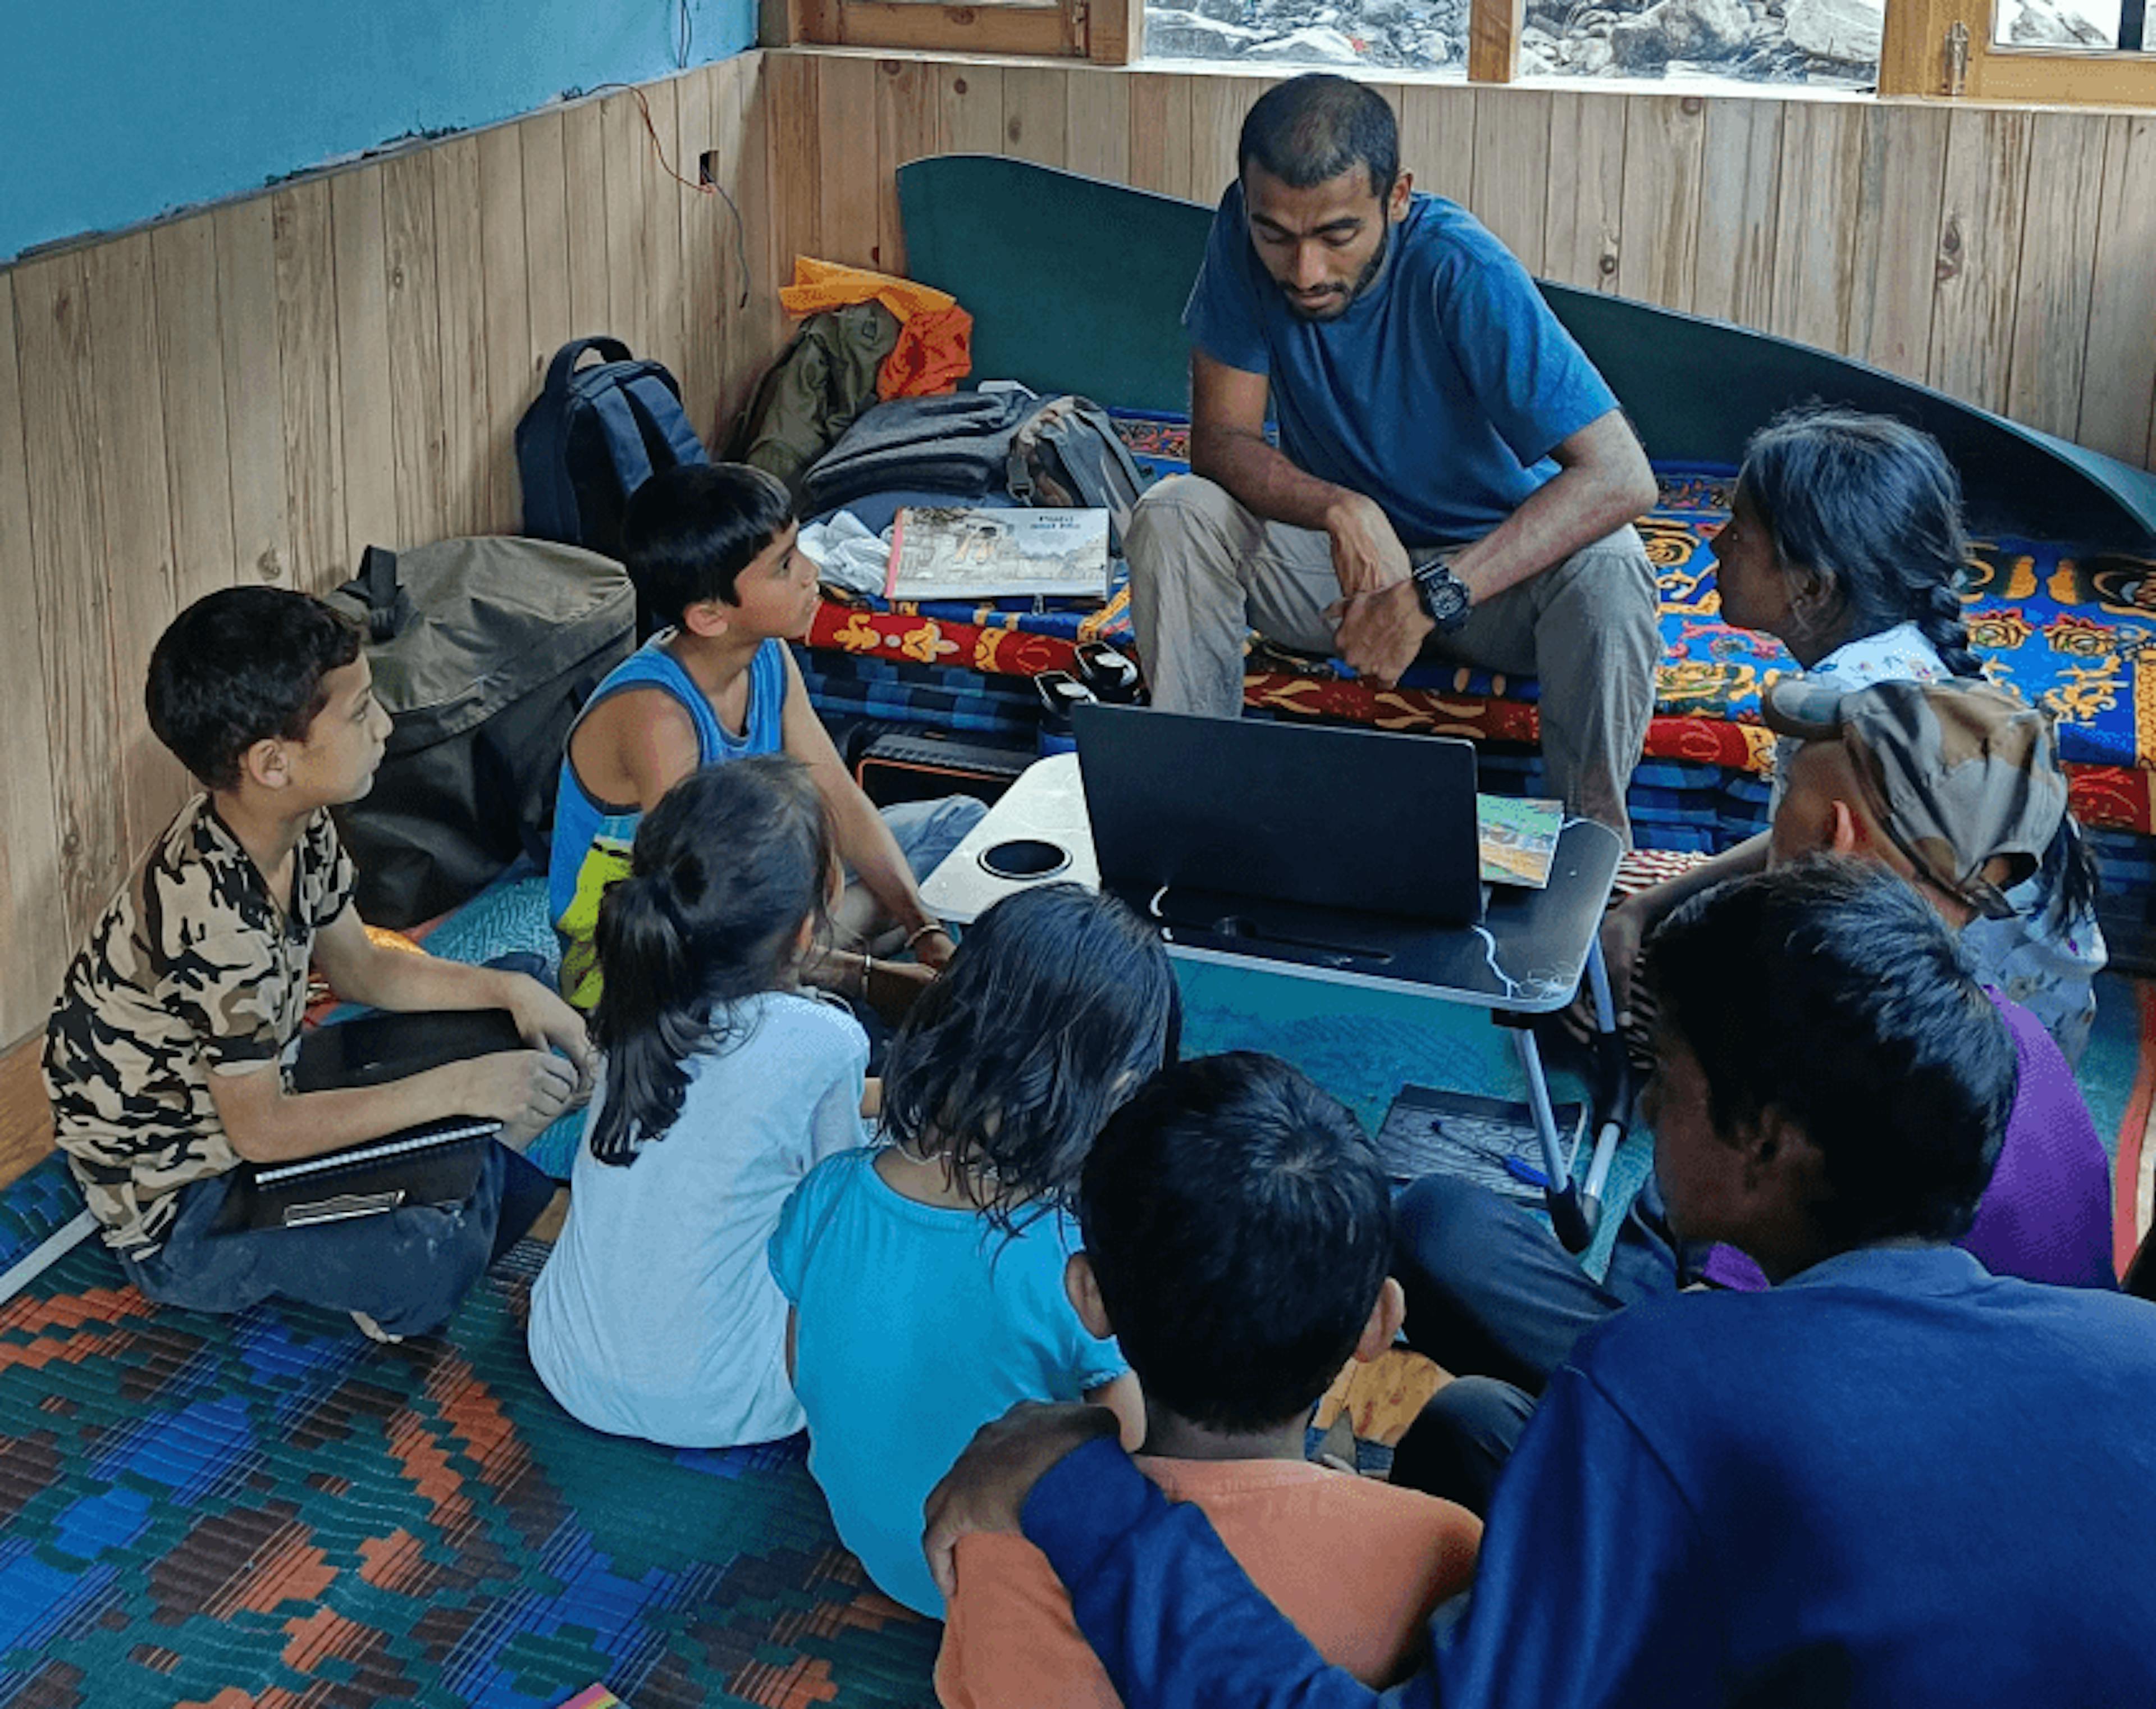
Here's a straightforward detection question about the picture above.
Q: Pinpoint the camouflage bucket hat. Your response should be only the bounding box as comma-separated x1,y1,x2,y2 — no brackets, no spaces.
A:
1761,676,2066,920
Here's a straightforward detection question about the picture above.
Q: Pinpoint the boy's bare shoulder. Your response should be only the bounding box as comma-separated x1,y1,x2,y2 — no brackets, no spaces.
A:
569,687,702,801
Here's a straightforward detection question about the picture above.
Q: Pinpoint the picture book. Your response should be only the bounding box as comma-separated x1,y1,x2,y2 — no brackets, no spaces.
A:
1476,794,1564,888
885,505,1109,602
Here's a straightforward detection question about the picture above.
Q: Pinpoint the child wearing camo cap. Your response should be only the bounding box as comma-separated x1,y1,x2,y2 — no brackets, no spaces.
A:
1387,675,2115,1514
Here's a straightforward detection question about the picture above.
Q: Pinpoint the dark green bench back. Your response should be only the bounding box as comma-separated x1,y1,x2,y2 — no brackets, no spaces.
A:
897,154,2156,545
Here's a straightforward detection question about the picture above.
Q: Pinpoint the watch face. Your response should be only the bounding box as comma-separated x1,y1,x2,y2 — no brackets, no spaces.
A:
1417,566,1468,626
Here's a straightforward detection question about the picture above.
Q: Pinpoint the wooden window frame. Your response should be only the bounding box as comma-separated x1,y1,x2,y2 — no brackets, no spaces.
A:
767,0,2155,102
766,0,1143,62
1880,0,2156,101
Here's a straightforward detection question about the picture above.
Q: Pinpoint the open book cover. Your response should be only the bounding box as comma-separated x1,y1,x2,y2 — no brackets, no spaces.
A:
885,505,1109,602
1476,794,1564,888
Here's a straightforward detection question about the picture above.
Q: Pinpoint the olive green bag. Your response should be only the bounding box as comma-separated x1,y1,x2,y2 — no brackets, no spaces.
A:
730,299,901,499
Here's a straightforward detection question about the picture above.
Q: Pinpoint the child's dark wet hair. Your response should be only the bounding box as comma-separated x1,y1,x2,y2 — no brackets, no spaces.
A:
587,756,834,1166
1737,407,1979,678
877,883,1178,1232
1079,1052,1392,1434
145,587,363,790
622,462,796,630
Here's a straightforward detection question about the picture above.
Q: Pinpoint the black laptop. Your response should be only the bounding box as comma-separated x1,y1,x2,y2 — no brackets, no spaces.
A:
1072,704,1484,954
213,1008,524,1233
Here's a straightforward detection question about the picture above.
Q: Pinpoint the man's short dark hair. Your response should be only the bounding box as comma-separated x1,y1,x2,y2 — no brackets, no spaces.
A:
622,462,795,629
1078,1052,1392,1434
1237,75,1400,200
1643,857,2017,1248
145,587,363,790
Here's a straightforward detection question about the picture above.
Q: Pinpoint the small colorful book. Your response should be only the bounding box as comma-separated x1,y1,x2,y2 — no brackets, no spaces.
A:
554,1689,627,1709
1476,794,1564,888
885,505,1109,602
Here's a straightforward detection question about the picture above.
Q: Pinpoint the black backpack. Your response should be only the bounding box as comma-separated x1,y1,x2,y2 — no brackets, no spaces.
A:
517,336,709,562
800,391,1152,555
327,539,635,927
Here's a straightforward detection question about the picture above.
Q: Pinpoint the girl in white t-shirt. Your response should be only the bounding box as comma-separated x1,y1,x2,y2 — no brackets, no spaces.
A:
530,755,869,1447
1605,407,2104,1059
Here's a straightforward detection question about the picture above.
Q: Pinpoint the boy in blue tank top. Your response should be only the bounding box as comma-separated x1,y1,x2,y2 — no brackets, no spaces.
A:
550,463,983,1006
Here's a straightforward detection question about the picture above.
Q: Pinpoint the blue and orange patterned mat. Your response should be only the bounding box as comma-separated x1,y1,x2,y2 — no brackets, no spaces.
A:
0,1234,938,1709
806,413,2156,833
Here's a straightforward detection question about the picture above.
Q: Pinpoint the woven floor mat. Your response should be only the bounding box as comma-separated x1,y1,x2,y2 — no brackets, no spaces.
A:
0,1239,935,1709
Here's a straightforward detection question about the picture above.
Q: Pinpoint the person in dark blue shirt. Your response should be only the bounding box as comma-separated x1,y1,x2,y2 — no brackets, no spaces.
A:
1125,74,1661,840
923,859,2156,1708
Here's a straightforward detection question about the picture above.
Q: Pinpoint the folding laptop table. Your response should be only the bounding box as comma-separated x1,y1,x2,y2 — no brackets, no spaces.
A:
921,753,1629,1250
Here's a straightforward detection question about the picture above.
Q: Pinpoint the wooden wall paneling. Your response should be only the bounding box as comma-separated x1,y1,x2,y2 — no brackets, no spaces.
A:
1468,89,1551,275
1844,103,1948,382
1692,98,1783,329
2003,112,2107,444
1400,83,1477,208
1003,65,1073,170
1617,95,1704,313
10,254,127,942
212,199,292,586
732,55,786,427
427,134,492,540
477,124,535,532
1187,74,1258,204
83,233,186,848
2077,116,2156,470
1766,100,1866,352
520,111,577,390
0,277,71,1045
875,58,944,275
270,182,349,590
1927,107,2034,418
675,63,727,435
1126,72,1195,200
149,216,239,602
327,170,400,555
815,56,883,268
601,91,660,360
1064,67,1131,184
935,62,1006,157
1542,92,1628,293
768,55,826,291
381,152,452,549
642,82,693,380
563,97,614,341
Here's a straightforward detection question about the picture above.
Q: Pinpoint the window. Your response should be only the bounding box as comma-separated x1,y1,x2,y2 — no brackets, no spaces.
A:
1142,0,1470,73
1524,0,1882,86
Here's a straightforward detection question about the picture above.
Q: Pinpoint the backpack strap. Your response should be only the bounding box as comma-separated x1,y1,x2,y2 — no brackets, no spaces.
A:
621,373,710,472
542,336,635,399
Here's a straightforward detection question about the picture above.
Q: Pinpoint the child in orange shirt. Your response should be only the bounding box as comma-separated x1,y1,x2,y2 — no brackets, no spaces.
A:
935,1051,1482,1707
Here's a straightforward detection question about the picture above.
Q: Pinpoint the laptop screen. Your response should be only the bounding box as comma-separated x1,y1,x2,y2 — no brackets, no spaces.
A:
1072,704,1483,924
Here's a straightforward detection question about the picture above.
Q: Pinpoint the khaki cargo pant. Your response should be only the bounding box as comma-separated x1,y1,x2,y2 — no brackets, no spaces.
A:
1123,473,1661,844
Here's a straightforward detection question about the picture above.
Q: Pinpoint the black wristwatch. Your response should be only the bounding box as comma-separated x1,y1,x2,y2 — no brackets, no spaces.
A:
1412,557,1473,634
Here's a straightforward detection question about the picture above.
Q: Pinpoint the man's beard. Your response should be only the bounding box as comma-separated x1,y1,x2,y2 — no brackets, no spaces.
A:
1280,222,1392,321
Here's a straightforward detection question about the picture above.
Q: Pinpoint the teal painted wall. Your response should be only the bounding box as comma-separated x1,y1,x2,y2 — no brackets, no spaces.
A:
0,0,756,264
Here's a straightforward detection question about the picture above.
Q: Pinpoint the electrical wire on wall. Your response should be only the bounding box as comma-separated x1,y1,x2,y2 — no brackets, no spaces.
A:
585,79,750,311
676,0,695,69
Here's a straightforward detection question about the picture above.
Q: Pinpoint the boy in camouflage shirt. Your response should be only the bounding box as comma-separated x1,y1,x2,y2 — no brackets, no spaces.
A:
45,588,593,1339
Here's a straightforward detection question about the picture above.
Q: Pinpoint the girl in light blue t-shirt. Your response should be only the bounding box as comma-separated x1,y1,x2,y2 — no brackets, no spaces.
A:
531,756,869,1450
769,883,1176,1616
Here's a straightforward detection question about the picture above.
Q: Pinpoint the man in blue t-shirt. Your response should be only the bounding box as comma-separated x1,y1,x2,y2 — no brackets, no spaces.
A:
1127,75,1661,838
921,860,2156,1707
